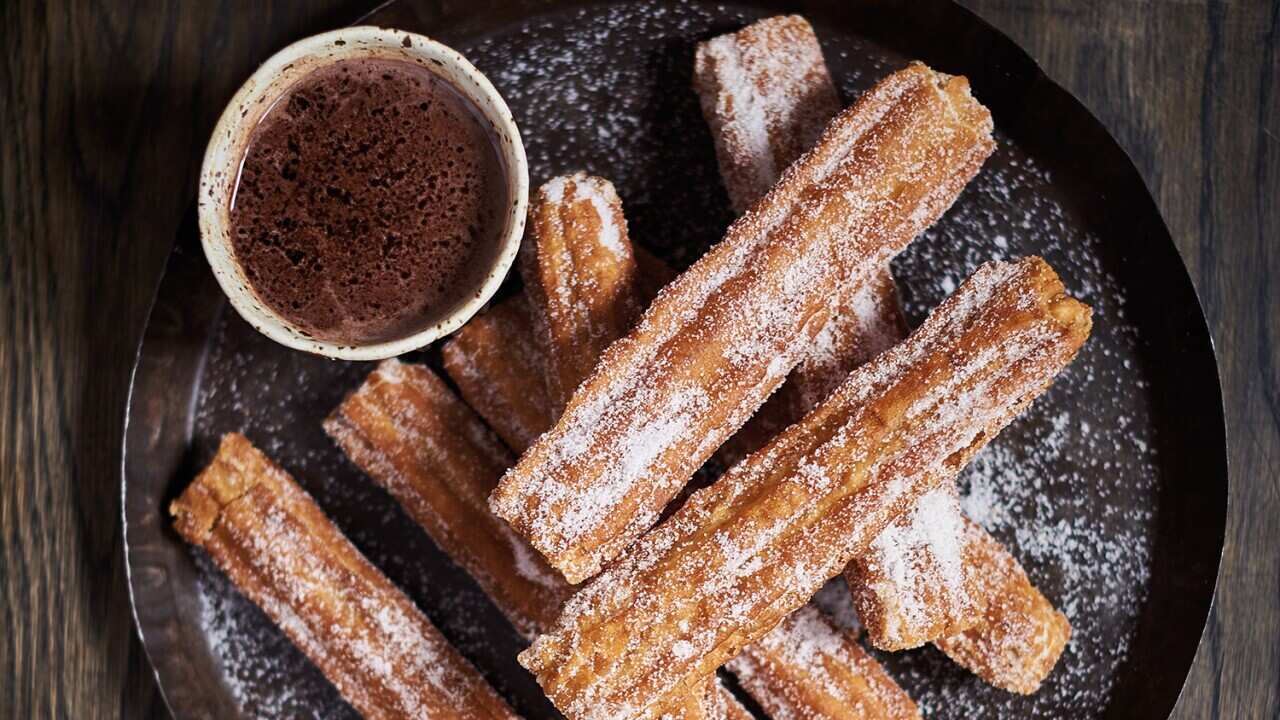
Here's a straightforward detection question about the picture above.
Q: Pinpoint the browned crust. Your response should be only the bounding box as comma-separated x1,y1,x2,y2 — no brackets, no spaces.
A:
441,294,555,453
692,15,842,215
521,173,642,411
727,606,920,720
845,485,986,652
933,519,1072,694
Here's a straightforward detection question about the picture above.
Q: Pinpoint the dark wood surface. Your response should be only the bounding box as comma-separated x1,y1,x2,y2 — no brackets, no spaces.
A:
1,1,1274,718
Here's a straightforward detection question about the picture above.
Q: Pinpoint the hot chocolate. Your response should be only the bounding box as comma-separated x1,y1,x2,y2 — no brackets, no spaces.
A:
227,57,508,344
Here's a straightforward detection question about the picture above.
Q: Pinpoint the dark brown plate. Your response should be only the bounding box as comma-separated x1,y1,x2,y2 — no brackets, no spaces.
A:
123,1,1227,718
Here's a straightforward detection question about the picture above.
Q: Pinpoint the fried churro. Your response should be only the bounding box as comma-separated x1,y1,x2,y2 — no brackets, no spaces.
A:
437,215,895,718
434,240,908,720
934,519,1072,694
726,605,920,720
331,359,749,715
693,14,842,216
441,294,555,454
492,62,996,584
518,258,1091,719
325,359,572,638
846,485,984,651
697,21,1061,680
695,16,908,468
171,433,518,720
521,173,643,411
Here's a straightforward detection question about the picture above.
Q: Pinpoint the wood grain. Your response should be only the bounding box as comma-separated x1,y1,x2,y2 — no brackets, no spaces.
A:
0,2,371,718
0,1,1274,718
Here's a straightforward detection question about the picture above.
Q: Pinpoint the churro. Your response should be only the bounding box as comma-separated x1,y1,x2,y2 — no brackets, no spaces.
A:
696,22,1056,676
846,485,984,651
518,258,1091,719
692,14,842,216
934,519,1072,694
170,433,518,720
438,228,900,717
695,16,908,467
441,295,555,454
325,359,572,638
492,62,996,584
434,245,910,720
521,173,642,410
727,605,920,720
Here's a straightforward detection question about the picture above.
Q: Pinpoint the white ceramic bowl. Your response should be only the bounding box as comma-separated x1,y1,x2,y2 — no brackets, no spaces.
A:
198,26,528,360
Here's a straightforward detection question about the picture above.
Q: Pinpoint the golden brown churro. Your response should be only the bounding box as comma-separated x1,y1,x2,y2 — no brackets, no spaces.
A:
518,258,1091,719
521,173,643,411
170,433,519,720
846,485,985,651
432,247,908,719
325,359,572,638
329,360,753,718
330,363,752,712
434,223,893,717
697,21,1061,682
492,62,996,584
933,519,1072,694
694,16,908,467
726,605,921,720
693,14,842,216
441,294,555,453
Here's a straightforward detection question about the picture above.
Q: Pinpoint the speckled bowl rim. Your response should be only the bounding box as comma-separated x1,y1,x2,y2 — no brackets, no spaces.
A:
197,25,528,361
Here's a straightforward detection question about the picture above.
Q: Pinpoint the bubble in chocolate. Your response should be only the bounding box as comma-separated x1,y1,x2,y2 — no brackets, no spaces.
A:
228,57,508,344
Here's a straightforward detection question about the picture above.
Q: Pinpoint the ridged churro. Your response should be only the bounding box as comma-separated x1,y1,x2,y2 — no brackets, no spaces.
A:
846,485,985,651
434,250,910,720
934,519,1072,694
492,62,996,584
696,22,1059,678
518,258,1091,719
695,16,907,468
171,433,518,720
522,173,642,410
438,229,901,717
727,605,920,720
441,295,555,454
693,14,842,216
324,359,572,638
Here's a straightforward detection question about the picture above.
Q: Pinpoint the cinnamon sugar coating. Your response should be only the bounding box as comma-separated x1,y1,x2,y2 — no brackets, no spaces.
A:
727,605,921,720
441,294,555,453
846,485,985,651
521,173,642,411
324,359,572,638
933,519,1072,694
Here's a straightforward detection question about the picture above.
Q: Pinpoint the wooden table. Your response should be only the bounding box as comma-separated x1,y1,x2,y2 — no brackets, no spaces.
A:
1,1,1274,717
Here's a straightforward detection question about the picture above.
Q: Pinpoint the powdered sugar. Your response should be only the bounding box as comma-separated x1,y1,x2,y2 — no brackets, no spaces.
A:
870,142,1159,716
692,15,843,214
854,486,977,650
728,605,918,720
